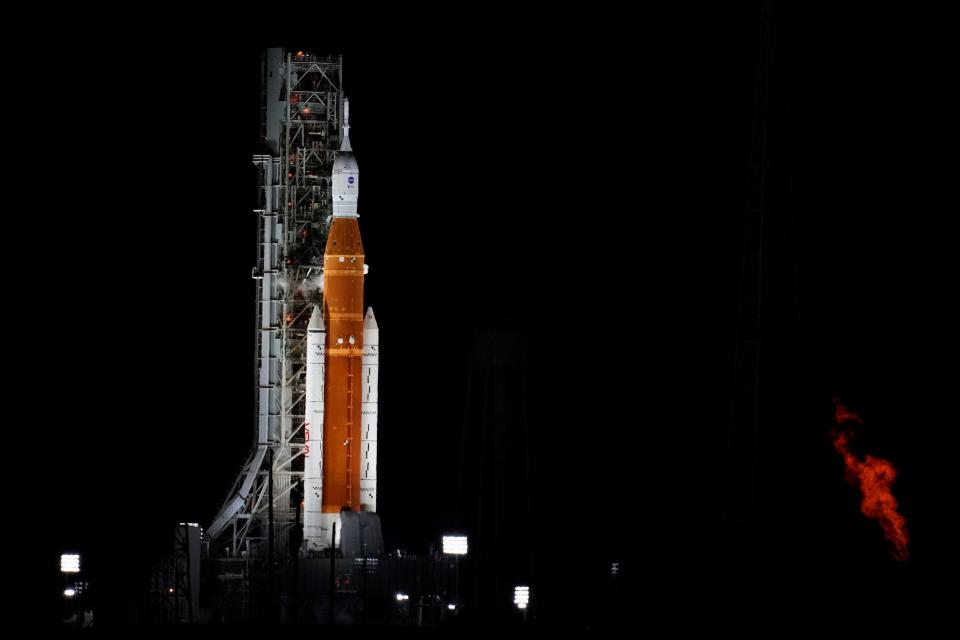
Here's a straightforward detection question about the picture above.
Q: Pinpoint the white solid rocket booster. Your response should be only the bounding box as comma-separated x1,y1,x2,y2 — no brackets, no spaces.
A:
303,305,326,550
360,307,379,512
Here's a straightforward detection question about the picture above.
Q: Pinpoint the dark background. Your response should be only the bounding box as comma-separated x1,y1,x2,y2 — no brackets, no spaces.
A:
19,5,955,628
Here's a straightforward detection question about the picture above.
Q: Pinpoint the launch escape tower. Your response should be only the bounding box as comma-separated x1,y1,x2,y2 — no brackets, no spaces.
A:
208,50,347,557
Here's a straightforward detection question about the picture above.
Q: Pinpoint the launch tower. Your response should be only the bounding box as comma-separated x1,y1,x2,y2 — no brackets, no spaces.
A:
208,50,369,558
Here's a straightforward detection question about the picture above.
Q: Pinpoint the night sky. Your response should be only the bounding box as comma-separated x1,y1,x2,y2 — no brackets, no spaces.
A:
22,6,955,628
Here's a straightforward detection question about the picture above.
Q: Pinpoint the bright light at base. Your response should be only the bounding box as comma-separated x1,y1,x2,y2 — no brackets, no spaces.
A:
448,603,456,610
442,535,468,555
395,593,409,601
513,585,530,608
64,588,76,598
60,554,80,573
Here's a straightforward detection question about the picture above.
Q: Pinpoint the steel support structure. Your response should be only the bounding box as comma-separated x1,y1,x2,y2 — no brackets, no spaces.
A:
209,50,345,558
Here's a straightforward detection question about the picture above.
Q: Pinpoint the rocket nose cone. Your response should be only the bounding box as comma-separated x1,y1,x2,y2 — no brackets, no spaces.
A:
364,307,378,330
308,305,325,331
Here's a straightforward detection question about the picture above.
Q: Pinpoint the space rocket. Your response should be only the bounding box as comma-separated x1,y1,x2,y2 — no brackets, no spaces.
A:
303,99,379,551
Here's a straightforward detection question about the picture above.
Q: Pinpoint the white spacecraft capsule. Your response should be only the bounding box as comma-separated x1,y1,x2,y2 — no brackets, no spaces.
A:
332,98,358,218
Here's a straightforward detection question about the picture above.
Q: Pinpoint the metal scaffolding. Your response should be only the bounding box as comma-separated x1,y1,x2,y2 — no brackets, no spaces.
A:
208,50,344,559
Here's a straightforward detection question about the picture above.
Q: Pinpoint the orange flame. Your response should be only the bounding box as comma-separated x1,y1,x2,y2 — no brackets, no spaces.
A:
831,397,909,561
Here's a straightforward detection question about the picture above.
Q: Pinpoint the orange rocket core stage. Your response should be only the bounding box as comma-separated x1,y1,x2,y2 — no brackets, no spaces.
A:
322,217,365,513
